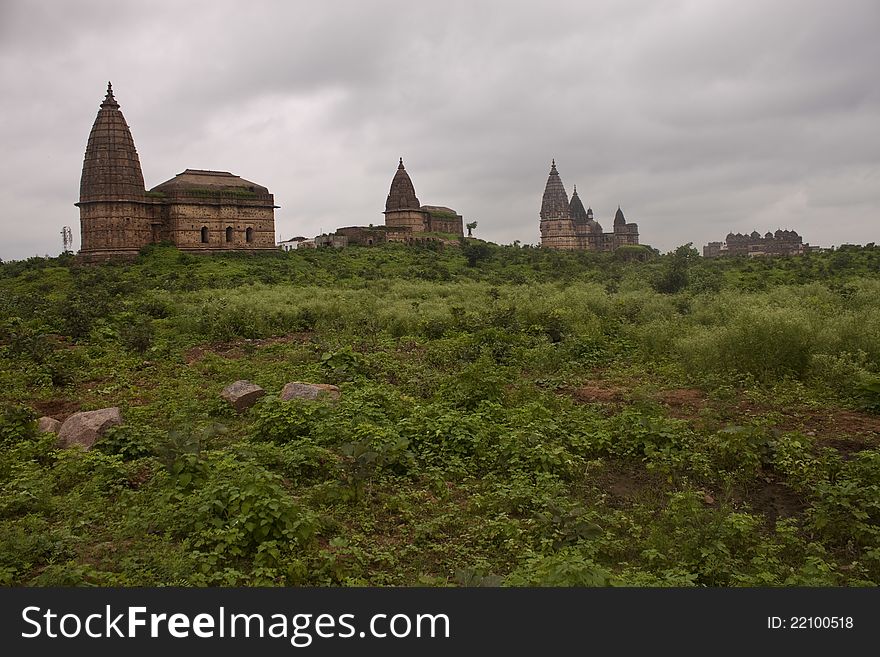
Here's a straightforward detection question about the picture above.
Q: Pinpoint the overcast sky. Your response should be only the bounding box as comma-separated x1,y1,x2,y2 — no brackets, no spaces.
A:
1,0,878,260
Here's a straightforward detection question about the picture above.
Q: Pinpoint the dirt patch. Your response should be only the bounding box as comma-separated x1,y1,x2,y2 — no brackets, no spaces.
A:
184,333,313,363
31,399,81,421
768,408,880,449
185,342,244,363
742,480,806,523
817,436,876,457
658,388,706,407
656,388,707,419
814,410,880,438
569,382,628,405
595,467,665,507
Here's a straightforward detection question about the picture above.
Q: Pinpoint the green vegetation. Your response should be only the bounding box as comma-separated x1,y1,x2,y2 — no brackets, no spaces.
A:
1,242,879,586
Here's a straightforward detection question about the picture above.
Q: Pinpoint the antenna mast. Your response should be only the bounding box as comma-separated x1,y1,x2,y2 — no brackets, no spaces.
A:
61,226,73,253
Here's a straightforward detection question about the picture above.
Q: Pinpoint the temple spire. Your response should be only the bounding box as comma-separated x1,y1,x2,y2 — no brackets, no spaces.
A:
540,159,569,221
385,157,420,211
79,82,144,202
101,81,119,109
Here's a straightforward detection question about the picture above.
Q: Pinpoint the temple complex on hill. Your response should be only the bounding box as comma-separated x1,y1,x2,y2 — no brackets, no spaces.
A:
539,160,639,251
76,83,277,261
703,230,816,257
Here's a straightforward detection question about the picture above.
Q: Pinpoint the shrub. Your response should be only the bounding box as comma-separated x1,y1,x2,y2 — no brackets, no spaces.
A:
677,306,815,383
0,404,36,448
251,397,332,444
506,548,613,586
118,313,155,354
182,458,317,563
96,424,164,460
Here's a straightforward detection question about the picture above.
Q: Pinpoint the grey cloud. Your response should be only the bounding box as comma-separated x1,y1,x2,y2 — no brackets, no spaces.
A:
1,0,878,260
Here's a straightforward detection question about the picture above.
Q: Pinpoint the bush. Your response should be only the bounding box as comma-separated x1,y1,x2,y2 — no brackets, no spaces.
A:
181,458,317,564
95,424,164,460
0,404,36,448
678,306,815,383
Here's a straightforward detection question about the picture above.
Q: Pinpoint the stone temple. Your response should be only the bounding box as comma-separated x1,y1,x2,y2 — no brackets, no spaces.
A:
539,160,639,251
333,158,464,246
76,83,277,261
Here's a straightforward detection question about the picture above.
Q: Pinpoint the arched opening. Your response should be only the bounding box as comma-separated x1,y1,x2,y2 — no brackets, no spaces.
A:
200,227,209,243
225,226,233,242
246,227,253,243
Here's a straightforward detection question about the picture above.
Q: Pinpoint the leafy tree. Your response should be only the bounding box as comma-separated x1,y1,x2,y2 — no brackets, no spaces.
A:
653,243,699,293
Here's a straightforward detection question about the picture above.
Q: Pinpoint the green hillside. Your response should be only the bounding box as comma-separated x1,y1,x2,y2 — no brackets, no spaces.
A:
1,242,878,586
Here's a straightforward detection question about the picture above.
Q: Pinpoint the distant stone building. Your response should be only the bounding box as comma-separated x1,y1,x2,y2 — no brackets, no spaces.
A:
539,160,639,251
383,159,464,239
334,225,396,246
324,159,465,247
76,83,277,261
703,230,813,258
315,233,348,248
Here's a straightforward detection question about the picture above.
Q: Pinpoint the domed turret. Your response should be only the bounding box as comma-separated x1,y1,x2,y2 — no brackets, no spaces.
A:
569,185,588,225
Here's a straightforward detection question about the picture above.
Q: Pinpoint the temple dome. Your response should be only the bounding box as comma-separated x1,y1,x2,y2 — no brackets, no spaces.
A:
150,169,269,195
569,185,588,224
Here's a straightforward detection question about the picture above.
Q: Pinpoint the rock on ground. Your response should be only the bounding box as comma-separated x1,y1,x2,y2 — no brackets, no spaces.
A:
221,380,266,412
57,407,123,449
280,382,341,402
37,416,62,434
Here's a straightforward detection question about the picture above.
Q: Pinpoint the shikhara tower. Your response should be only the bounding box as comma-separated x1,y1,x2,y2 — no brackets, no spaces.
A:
538,160,639,251
76,82,151,259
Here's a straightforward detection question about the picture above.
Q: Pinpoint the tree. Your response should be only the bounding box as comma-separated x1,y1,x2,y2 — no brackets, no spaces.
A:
466,221,478,238
460,239,492,267
653,243,699,294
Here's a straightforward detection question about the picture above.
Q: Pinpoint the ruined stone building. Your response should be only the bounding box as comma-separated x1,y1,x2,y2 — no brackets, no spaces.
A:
76,83,277,261
703,230,813,258
334,159,464,246
539,160,639,251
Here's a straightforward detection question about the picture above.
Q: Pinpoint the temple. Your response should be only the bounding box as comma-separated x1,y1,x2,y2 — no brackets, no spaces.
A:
332,158,464,246
539,160,639,250
383,159,464,237
76,83,277,261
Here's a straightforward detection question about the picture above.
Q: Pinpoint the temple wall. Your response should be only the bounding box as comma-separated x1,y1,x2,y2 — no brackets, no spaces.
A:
385,209,427,232
167,201,277,250
78,200,154,255
541,219,580,249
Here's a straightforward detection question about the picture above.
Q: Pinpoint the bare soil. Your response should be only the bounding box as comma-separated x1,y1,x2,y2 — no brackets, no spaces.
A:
184,333,312,363
31,398,81,421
